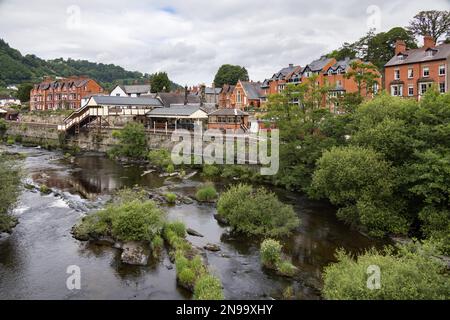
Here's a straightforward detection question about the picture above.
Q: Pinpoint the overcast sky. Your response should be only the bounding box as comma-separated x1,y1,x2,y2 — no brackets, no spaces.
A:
0,0,449,85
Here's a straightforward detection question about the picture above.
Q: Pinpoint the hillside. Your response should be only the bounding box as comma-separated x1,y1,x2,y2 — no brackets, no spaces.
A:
0,39,181,91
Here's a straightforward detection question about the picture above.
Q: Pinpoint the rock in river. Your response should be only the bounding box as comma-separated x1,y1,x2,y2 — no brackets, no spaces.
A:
204,243,221,252
186,228,204,237
120,242,150,266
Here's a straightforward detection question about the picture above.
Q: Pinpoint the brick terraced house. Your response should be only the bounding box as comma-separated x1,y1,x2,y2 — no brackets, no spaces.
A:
30,76,104,111
385,36,449,99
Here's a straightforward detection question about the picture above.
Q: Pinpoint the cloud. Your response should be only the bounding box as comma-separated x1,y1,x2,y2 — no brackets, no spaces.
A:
0,0,449,85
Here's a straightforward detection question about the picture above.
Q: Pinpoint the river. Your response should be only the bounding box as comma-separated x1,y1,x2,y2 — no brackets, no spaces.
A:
0,145,387,300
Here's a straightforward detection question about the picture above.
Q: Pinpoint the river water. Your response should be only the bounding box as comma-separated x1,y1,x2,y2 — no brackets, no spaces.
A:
0,145,387,300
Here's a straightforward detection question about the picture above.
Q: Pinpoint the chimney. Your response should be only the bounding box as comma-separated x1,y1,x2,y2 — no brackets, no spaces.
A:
395,40,407,55
423,35,436,48
184,85,189,105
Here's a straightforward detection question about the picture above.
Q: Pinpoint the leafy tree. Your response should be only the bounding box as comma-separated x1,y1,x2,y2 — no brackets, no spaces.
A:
327,43,358,61
323,241,450,300
213,64,249,87
310,146,409,236
0,153,22,233
408,10,450,42
217,184,300,237
149,72,171,93
344,61,380,97
110,122,147,159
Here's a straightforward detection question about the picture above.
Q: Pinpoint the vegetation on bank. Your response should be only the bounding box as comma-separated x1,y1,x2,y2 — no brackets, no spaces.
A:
323,241,450,300
0,152,23,233
217,184,300,237
109,122,148,160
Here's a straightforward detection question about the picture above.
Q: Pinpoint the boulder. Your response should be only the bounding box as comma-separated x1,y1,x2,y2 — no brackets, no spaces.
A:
204,243,221,252
186,228,204,237
120,241,150,266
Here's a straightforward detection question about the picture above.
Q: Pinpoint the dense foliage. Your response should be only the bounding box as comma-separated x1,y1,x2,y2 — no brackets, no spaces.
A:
195,184,218,202
110,122,147,159
323,241,450,300
260,239,297,277
73,199,165,242
149,72,172,93
213,64,249,87
217,184,300,237
262,76,450,252
193,275,224,300
0,152,23,233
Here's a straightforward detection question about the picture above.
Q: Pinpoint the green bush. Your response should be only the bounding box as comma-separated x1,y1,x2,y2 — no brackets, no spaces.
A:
165,221,186,238
148,149,172,168
73,199,165,242
260,239,282,268
322,241,450,300
193,275,224,300
195,184,218,202
202,164,221,178
217,184,300,237
151,235,164,253
114,187,149,205
175,253,207,289
6,136,15,145
109,122,147,159
277,261,297,277
111,200,165,242
0,119,8,134
166,163,175,173
165,193,177,204
310,146,409,237
39,184,51,194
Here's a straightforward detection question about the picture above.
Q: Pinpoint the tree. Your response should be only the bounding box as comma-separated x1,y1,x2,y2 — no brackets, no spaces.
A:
213,64,249,87
14,83,32,102
327,42,358,61
110,122,147,159
149,72,171,93
323,241,450,300
408,10,450,42
344,61,380,97
310,145,409,236
357,28,418,70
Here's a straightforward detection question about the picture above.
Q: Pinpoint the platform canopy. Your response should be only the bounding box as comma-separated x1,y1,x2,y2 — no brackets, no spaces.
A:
146,105,208,119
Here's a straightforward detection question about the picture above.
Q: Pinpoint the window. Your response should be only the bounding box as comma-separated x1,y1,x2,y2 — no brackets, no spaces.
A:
394,69,400,80
336,80,342,87
426,50,434,57
328,69,333,76
408,86,414,96
439,65,446,76
237,90,241,103
440,83,446,94
408,68,414,79
420,83,432,95
373,83,379,94
423,67,430,77
391,85,403,96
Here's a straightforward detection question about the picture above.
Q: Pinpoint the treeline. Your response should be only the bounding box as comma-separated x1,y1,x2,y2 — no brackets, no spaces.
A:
0,39,182,91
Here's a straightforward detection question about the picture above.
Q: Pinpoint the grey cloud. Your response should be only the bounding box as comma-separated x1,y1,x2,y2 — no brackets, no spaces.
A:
0,0,449,85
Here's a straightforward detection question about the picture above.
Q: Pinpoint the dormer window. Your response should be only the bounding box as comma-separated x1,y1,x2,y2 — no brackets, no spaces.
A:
425,49,436,57
328,69,333,76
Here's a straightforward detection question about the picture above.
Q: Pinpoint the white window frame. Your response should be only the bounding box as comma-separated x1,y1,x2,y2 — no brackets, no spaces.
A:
391,85,403,97
394,69,400,80
408,68,414,79
408,85,414,97
420,83,432,95
423,67,430,78
439,82,446,94
439,65,446,76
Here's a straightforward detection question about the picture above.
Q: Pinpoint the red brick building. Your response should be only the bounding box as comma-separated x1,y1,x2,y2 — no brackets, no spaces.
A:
207,108,249,132
30,76,104,111
231,80,264,110
218,84,235,108
385,36,450,99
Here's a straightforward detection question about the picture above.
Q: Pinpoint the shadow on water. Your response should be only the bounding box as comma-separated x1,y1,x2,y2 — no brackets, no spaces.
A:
0,145,389,300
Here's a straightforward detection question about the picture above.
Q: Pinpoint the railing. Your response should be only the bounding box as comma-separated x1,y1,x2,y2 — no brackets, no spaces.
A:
58,104,92,131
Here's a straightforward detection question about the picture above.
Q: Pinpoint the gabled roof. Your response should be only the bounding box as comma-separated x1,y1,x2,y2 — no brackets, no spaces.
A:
385,43,450,67
324,57,357,74
90,96,162,106
208,108,248,116
306,57,334,72
270,64,301,81
240,81,263,100
156,92,200,108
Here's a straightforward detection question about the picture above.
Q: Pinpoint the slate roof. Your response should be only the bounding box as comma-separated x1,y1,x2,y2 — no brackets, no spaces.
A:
241,81,263,99
203,87,222,95
147,105,207,117
306,57,334,72
270,64,301,80
91,96,163,106
122,84,151,94
324,57,357,74
34,78,93,91
208,108,248,116
157,92,200,108
385,43,450,67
